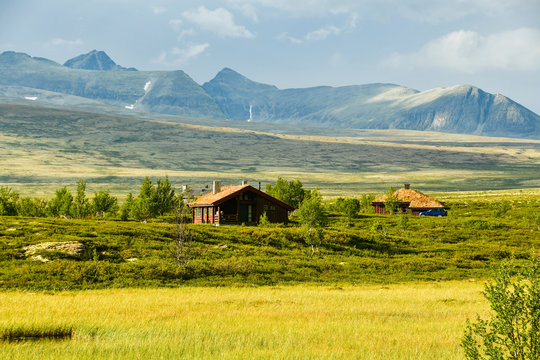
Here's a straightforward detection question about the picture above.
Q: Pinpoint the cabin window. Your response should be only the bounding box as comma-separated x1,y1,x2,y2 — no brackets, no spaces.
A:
248,205,252,222
196,208,201,217
264,204,268,211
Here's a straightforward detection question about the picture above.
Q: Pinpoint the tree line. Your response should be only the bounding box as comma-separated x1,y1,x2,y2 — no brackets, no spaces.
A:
0,176,185,221
0,176,377,224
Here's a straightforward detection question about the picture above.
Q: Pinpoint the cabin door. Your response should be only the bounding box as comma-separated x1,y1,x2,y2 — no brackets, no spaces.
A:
239,204,253,223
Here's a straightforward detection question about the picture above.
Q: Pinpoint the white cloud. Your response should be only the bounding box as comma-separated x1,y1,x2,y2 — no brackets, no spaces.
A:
177,29,195,41
305,26,341,41
154,43,210,66
182,6,254,38
169,19,183,31
385,28,540,72
45,38,83,47
277,32,303,44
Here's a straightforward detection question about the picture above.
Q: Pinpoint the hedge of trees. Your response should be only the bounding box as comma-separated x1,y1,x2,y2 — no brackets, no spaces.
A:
0,176,182,221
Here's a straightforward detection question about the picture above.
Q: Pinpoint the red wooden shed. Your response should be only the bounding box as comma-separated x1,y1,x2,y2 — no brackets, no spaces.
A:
188,181,294,225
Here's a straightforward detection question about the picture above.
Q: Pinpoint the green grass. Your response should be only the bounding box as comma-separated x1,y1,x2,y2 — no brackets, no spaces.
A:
1,103,539,197
0,192,538,290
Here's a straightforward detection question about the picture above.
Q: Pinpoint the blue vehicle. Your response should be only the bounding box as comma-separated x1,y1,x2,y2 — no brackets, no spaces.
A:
419,208,447,217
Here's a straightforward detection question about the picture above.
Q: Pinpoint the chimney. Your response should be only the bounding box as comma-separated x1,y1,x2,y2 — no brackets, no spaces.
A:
241,180,247,186
213,180,221,194
404,183,410,189
258,181,261,191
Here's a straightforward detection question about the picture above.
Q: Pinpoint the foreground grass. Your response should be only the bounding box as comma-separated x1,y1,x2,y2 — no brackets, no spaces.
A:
0,283,488,359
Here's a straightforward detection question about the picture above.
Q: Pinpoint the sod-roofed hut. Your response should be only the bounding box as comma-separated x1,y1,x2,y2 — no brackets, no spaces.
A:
188,181,294,225
371,184,445,215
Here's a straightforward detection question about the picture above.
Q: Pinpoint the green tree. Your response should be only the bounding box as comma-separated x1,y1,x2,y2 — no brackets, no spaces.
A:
92,190,118,218
47,187,73,217
296,188,327,256
384,186,400,215
0,186,19,216
336,197,360,226
155,175,176,216
462,259,539,360
120,193,134,221
132,177,157,222
17,197,47,217
72,180,91,219
360,194,375,213
266,177,306,208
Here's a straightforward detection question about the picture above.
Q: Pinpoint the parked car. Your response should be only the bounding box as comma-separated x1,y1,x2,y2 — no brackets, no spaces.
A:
419,208,447,217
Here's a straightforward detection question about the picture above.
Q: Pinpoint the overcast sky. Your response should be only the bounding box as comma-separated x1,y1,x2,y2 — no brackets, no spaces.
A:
1,0,540,113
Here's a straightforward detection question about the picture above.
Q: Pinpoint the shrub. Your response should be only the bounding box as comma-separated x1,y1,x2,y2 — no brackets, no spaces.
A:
462,258,539,360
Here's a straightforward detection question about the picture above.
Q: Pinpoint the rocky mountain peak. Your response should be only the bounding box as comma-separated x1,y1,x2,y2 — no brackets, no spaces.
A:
63,50,136,71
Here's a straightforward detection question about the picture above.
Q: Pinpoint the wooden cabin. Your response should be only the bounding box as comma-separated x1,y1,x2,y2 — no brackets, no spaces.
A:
188,181,294,225
371,184,445,215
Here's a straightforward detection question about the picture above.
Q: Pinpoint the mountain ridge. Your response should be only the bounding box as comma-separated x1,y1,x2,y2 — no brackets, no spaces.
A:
0,50,538,139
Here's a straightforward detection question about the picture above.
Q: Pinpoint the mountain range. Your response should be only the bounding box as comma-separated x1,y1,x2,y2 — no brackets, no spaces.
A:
1,50,539,139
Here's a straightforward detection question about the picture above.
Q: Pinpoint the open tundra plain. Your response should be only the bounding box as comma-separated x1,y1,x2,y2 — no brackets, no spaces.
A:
1,103,539,198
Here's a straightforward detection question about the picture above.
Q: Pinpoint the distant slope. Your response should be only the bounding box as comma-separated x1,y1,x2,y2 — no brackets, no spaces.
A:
0,51,224,118
203,69,540,138
1,103,539,196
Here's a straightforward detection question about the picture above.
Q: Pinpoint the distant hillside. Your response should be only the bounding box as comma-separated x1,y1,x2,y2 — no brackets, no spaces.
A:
203,68,540,139
1,50,539,138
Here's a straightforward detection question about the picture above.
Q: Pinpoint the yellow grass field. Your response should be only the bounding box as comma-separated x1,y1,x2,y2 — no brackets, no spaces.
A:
0,282,489,359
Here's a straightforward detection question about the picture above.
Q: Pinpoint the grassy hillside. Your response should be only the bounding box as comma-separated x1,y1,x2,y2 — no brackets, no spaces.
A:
1,103,539,198
0,193,537,290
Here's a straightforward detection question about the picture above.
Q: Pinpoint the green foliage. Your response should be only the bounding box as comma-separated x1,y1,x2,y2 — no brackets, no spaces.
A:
0,195,538,289
47,187,73,217
397,215,409,233
17,197,47,217
462,259,539,360
120,193,134,221
265,177,306,208
384,186,399,215
296,188,327,229
335,197,361,226
0,186,19,216
360,194,375,213
493,200,512,218
155,176,176,216
258,212,270,226
72,180,91,219
92,190,118,218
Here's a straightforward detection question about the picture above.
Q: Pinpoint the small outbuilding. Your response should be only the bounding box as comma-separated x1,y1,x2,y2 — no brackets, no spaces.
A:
371,184,445,215
188,181,294,225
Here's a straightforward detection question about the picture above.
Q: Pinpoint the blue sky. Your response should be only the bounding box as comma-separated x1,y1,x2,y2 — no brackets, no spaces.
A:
1,0,540,113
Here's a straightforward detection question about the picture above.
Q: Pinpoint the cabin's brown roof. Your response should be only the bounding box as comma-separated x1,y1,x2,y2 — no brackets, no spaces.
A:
188,184,295,211
372,188,444,209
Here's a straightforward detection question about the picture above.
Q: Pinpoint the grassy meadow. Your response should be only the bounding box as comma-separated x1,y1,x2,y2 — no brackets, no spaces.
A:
1,103,539,197
0,283,489,359
1,103,539,359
